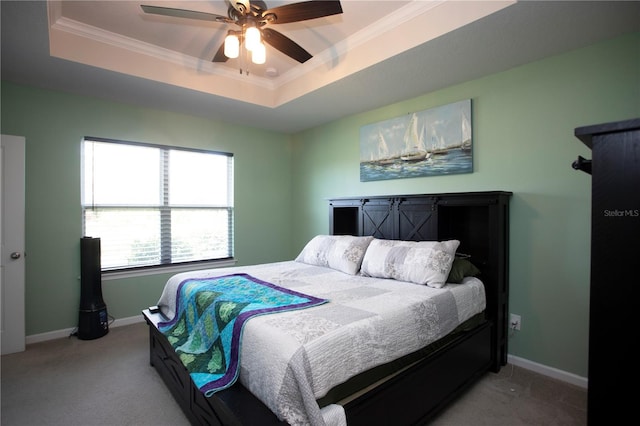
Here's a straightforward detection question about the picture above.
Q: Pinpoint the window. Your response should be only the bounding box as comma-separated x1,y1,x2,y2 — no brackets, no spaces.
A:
82,137,234,272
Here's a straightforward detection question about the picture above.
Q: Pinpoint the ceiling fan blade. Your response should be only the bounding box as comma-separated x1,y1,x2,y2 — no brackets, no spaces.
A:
261,28,312,63
250,1,268,13
212,43,229,63
140,5,232,23
260,1,343,25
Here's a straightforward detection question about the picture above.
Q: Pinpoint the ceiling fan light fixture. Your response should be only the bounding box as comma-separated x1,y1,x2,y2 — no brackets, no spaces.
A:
252,42,266,64
224,33,240,59
244,26,261,52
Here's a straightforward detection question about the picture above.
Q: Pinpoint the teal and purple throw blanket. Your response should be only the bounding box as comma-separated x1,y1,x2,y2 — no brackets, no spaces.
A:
158,273,327,396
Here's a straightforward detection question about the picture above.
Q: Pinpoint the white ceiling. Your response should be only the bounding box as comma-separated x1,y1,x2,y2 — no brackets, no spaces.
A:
2,1,639,134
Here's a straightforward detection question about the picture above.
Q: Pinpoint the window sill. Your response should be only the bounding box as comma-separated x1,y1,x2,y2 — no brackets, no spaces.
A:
101,258,237,281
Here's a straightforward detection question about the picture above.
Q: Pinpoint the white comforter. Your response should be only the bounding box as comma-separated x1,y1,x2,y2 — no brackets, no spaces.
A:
157,261,485,426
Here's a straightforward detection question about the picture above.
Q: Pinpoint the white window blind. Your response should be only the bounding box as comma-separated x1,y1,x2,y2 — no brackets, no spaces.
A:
82,138,234,271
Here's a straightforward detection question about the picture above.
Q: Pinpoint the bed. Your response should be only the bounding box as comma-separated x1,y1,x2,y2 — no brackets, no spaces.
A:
143,191,511,426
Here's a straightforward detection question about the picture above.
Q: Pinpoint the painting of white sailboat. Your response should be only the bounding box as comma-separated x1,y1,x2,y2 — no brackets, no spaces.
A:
360,99,472,182
400,113,429,162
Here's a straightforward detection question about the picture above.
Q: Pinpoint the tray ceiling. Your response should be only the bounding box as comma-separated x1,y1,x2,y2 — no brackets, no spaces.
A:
2,1,639,133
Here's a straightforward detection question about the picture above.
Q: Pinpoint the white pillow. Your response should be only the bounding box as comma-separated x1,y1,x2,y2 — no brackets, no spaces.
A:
295,235,374,275
360,239,460,288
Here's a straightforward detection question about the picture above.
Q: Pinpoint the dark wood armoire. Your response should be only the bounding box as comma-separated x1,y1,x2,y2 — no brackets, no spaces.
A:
574,118,640,425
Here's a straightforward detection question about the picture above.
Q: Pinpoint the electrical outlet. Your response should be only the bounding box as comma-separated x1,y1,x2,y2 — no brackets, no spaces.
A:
510,313,521,331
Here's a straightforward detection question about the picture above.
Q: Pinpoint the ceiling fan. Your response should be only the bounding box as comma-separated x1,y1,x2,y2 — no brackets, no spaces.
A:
140,1,343,66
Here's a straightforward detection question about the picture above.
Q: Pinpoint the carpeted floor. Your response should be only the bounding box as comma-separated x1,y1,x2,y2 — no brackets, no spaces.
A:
1,322,586,425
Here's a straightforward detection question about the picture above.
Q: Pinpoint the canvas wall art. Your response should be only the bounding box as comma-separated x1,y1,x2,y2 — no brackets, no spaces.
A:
360,99,472,182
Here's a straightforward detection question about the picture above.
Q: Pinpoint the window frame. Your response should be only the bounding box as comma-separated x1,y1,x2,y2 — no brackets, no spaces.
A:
81,137,235,278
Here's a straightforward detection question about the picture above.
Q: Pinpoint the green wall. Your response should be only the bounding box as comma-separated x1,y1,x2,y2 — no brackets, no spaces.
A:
0,84,293,335
290,32,640,378
2,32,638,379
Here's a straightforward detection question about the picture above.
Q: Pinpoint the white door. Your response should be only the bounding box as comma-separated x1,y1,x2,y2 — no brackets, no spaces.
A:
1,134,26,354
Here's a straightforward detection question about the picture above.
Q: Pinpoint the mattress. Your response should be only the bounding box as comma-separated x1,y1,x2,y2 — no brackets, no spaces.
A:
157,260,486,426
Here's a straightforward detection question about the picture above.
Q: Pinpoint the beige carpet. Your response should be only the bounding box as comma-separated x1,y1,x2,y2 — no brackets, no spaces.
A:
1,322,586,425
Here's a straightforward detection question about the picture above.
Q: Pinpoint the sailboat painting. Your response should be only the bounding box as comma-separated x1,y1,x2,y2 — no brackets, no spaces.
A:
360,99,472,182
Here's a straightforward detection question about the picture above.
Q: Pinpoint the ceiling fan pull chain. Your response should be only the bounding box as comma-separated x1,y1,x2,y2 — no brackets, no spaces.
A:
240,44,247,75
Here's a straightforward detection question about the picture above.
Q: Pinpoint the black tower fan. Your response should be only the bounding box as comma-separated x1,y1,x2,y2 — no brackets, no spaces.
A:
78,237,109,339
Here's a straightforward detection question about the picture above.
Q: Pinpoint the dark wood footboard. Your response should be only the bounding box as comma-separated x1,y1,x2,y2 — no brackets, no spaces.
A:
144,309,494,426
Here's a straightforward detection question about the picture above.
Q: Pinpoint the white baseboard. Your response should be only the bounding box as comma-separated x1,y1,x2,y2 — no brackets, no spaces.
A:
24,320,588,390
508,354,588,389
25,314,145,345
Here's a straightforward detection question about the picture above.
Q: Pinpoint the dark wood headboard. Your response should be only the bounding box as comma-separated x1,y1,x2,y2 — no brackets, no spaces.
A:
329,191,512,370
